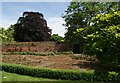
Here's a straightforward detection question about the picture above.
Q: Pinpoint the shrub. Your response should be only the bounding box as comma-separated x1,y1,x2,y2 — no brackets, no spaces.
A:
1,63,120,82
50,34,65,42
2,51,73,56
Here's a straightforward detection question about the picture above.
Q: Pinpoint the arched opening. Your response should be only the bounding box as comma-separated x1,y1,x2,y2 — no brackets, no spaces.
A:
73,43,83,54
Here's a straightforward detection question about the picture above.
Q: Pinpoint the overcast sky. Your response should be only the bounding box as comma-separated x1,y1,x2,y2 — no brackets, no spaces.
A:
1,1,70,37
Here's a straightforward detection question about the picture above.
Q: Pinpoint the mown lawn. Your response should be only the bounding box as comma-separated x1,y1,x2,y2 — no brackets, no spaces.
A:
1,71,89,83
1,71,53,81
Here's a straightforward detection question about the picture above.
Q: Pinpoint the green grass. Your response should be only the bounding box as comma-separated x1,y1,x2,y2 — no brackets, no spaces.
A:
1,71,89,83
1,71,53,81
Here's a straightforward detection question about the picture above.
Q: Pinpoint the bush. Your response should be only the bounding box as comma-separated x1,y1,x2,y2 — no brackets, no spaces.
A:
50,34,65,42
1,63,120,82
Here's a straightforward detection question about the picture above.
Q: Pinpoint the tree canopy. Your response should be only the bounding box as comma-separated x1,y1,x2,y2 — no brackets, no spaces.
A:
63,2,120,42
67,10,120,69
63,2,120,69
84,11,119,67
14,11,52,42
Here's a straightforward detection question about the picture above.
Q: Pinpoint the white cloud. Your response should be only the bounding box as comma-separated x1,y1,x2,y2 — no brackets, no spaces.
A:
47,17,67,37
1,18,17,28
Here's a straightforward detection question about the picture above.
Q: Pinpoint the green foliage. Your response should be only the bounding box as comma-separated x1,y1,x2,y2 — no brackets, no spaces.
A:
63,2,120,42
83,11,120,67
72,28,85,43
50,34,65,42
64,2,120,68
13,11,51,42
0,27,14,44
1,63,120,82
2,51,73,56
68,10,120,70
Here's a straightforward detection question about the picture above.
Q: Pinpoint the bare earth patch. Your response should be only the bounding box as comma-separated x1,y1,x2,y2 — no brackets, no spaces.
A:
2,54,99,70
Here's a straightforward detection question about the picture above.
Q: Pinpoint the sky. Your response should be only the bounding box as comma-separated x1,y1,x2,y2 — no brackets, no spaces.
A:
1,2,70,37
1,0,119,37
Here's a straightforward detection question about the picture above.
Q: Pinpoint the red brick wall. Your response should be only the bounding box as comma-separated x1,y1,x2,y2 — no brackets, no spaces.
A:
1,41,72,52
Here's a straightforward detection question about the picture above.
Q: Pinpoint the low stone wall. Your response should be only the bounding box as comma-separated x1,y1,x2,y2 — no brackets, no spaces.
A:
1,41,72,52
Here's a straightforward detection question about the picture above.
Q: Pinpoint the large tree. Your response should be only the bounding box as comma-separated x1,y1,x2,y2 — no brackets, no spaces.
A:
85,11,120,68
63,2,120,42
14,11,52,42
70,10,120,70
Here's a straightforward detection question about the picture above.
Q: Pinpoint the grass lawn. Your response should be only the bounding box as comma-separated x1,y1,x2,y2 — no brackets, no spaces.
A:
1,71,53,81
1,71,89,83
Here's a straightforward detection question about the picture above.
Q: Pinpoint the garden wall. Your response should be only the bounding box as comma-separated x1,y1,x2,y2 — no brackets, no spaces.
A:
1,41,73,52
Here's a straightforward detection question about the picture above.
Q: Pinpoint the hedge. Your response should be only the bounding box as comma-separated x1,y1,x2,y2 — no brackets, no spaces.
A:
2,51,73,56
1,63,120,82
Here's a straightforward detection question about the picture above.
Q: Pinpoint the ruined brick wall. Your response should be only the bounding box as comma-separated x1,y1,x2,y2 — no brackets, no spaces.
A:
1,41,72,52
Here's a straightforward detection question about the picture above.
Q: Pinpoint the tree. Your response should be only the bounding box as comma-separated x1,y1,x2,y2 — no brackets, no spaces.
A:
63,2,120,42
14,11,52,42
86,11,120,67
50,34,64,42
74,11,120,70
